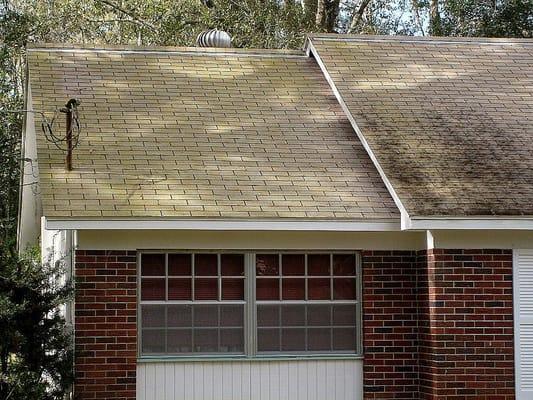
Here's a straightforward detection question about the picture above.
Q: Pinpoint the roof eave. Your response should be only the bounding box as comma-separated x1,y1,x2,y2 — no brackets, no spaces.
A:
406,216,533,230
43,217,401,232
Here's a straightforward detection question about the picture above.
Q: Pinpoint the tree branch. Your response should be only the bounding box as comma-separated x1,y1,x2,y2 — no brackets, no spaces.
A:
95,0,157,31
348,0,372,33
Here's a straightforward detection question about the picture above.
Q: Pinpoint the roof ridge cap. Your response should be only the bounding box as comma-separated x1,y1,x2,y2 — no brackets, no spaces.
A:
26,42,306,57
308,33,533,46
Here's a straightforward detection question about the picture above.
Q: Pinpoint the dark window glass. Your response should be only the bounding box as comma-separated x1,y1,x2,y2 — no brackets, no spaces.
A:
195,254,218,276
282,254,305,275
308,278,331,300
168,253,191,276
141,278,165,301
282,278,305,300
308,254,330,276
256,278,279,300
194,278,218,300
333,254,356,276
168,278,191,300
141,253,165,276
221,254,244,276
333,278,357,300
256,254,279,276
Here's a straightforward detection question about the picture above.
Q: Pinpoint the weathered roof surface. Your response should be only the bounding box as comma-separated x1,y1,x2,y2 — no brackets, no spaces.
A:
28,44,398,220
309,34,533,217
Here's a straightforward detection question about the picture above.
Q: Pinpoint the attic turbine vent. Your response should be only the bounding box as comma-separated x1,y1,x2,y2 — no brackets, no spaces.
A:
196,29,232,48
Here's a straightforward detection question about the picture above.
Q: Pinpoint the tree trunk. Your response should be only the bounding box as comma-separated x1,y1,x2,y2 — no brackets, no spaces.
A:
430,0,442,36
315,0,325,28
325,0,340,32
348,0,372,33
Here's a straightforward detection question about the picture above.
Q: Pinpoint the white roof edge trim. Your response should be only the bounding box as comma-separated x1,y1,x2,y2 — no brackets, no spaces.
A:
306,38,410,229
26,47,307,59
409,218,533,230
308,36,531,47
43,218,401,232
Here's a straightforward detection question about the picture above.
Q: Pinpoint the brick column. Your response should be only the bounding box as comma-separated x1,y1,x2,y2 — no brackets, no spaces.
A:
362,250,420,399
74,250,137,400
418,249,515,400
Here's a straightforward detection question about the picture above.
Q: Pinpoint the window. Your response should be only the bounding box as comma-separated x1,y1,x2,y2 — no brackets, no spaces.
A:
139,252,361,357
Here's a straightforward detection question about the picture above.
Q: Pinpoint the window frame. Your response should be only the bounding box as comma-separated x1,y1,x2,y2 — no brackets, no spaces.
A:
137,250,362,360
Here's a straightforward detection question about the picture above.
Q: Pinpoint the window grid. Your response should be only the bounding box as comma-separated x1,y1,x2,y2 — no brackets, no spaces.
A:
138,251,361,358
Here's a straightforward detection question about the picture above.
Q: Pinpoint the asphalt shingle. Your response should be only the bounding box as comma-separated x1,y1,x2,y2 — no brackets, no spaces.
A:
28,44,398,220
310,34,533,217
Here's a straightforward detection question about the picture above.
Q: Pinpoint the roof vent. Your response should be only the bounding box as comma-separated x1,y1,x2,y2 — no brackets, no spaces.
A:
196,29,232,48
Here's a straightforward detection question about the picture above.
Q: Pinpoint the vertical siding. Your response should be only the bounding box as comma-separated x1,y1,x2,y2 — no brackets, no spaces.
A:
137,359,362,400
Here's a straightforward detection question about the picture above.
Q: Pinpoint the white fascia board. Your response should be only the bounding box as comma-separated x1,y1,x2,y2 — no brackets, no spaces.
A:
44,217,401,232
409,217,533,230
305,39,411,229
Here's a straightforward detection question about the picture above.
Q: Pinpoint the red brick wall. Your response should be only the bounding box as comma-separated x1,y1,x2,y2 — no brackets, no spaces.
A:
362,250,420,399
74,250,137,400
363,249,514,400
418,249,515,400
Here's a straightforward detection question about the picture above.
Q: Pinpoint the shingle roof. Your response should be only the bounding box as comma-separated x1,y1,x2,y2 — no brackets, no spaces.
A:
309,34,533,217
28,44,398,220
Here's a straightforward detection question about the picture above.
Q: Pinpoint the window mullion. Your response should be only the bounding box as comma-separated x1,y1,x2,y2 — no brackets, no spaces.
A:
245,253,256,357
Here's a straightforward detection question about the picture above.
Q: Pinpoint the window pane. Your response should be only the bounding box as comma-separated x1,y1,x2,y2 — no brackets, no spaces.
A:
256,278,279,300
308,328,331,351
168,278,192,300
282,278,305,300
142,329,165,354
282,254,305,276
281,328,306,351
194,329,218,353
333,278,357,300
220,329,244,353
222,278,244,300
332,304,356,326
195,254,218,276
332,328,356,351
256,254,279,276
258,328,280,352
141,305,165,328
193,305,219,327
141,278,165,301
220,305,244,327
281,305,305,326
168,253,191,276
308,254,330,276
167,329,192,353
307,304,331,326
221,254,244,276
167,305,192,327
194,278,218,300
257,305,280,327
333,254,356,276
141,253,165,276
308,278,331,300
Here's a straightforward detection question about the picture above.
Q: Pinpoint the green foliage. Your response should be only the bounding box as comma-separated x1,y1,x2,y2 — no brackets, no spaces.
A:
0,245,74,400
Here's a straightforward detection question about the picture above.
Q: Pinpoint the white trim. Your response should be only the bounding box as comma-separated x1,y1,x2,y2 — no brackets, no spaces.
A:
44,217,400,231
513,249,520,397
26,47,306,59
408,217,533,230
305,39,410,229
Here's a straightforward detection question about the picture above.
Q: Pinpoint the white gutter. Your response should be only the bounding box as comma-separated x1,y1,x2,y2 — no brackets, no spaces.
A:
305,38,412,230
43,217,401,232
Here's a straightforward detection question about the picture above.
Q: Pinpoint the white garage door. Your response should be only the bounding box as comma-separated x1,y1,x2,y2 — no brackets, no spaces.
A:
515,249,533,398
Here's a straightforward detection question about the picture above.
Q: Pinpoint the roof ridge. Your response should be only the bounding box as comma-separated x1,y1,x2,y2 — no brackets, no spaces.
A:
308,33,533,46
26,42,306,57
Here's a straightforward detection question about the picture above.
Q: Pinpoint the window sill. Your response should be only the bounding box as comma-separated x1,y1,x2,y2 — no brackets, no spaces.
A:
137,354,363,363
